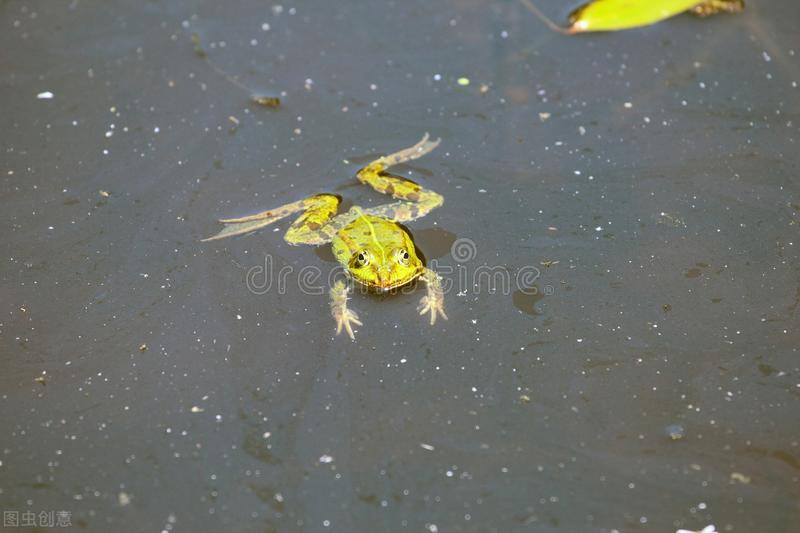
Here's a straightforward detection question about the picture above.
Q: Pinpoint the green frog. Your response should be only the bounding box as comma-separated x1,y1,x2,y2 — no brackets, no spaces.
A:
203,133,447,339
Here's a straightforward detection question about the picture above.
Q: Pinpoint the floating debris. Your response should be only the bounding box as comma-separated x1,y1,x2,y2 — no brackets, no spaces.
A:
730,472,751,484
251,93,281,108
34,375,47,386
658,212,687,228
138,344,148,352
665,424,685,440
190,33,206,58
420,443,435,451
457,77,470,86
37,91,54,99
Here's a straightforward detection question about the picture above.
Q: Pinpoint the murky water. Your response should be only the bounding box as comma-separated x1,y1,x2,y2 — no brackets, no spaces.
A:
2,0,799,531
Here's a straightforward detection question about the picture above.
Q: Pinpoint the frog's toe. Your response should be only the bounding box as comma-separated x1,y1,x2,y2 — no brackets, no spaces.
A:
417,296,447,326
335,308,362,340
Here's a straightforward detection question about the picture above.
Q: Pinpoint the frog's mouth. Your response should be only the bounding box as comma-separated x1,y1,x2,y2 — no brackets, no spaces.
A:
358,279,411,292
355,272,421,292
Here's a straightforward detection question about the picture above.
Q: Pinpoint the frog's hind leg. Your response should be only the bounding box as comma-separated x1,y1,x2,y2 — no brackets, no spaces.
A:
690,0,744,17
285,194,341,245
202,194,340,244
360,132,441,175
357,132,443,223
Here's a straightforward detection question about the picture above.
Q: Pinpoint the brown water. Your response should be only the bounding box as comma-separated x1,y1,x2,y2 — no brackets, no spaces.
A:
1,0,799,531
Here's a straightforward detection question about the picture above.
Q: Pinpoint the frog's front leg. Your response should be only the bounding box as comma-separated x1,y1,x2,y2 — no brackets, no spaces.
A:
417,268,448,326
330,279,362,339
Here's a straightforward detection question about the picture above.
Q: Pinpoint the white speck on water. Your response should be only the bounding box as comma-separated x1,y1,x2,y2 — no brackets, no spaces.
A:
624,102,632,108
762,51,772,62
319,454,333,463
37,91,54,99
261,22,270,31
420,443,435,451
154,126,160,133
433,74,442,81
595,226,602,231
236,314,242,320
262,432,271,439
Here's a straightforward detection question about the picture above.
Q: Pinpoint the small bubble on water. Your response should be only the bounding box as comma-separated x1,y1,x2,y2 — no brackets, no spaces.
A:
665,424,685,440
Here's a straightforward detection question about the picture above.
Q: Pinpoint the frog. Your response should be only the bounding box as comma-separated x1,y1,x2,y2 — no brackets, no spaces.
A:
202,133,447,339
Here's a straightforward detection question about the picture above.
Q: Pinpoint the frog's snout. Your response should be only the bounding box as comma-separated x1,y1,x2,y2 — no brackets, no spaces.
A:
377,268,391,287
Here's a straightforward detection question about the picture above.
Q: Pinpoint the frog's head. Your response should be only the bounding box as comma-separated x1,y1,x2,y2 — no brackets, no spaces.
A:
348,240,423,291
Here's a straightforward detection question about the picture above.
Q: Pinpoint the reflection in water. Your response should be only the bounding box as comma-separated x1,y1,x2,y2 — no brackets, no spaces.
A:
512,286,544,315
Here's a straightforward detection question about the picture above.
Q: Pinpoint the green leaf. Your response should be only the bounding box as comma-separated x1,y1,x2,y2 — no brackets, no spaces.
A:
568,0,703,32
519,0,744,34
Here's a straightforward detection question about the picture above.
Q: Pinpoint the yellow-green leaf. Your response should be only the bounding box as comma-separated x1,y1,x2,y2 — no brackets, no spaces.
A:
519,0,744,34
568,0,703,32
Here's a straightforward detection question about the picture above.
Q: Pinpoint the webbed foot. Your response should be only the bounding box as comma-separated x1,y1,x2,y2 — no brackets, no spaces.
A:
330,280,362,339
418,268,448,326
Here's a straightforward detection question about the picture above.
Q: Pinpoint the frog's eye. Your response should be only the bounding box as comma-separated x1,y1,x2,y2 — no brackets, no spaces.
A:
354,250,370,268
396,248,411,266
